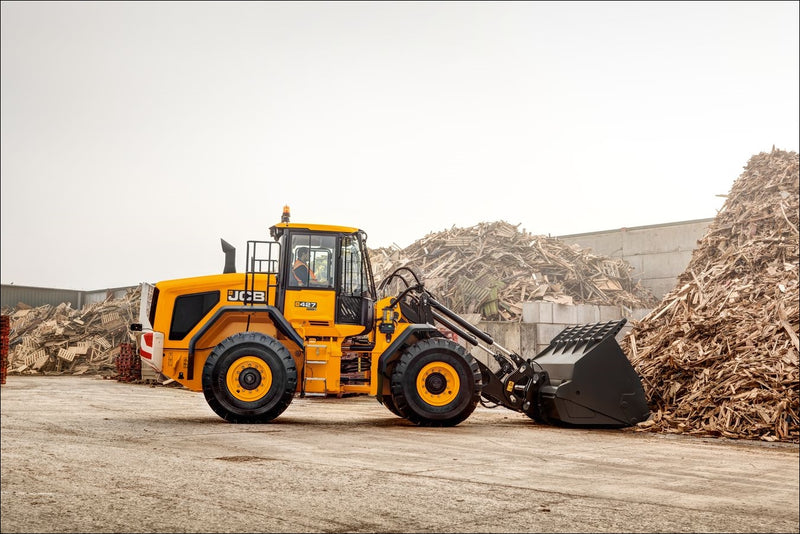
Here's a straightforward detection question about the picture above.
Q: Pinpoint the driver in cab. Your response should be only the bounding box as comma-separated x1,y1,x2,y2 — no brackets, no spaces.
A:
292,247,318,287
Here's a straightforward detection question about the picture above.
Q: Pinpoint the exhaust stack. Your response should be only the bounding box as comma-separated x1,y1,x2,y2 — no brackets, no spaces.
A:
221,239,236,274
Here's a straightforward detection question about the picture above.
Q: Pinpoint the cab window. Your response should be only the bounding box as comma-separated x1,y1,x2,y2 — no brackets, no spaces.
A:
288,234,336,289
339,236,367,296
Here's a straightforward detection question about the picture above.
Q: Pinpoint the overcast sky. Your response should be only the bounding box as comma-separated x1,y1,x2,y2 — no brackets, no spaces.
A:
2,1,798,290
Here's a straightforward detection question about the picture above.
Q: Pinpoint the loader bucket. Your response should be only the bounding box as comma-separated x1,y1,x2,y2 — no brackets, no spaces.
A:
531,320,649,427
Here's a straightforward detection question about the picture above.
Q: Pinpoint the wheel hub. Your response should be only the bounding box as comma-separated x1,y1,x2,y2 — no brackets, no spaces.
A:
238,368,262,390
417,361,460,407
425,373,447,395
226,355,272,402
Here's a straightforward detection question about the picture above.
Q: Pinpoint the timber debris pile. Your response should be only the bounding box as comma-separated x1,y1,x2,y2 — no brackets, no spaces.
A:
1,315,8,384
624,148,799,443
2,286,141,378
371,222,658,320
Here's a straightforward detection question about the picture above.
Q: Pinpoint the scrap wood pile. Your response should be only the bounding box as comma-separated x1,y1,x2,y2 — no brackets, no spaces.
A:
1,315,8,384
624,148,799,443
371,222,658,320
3,286,141,378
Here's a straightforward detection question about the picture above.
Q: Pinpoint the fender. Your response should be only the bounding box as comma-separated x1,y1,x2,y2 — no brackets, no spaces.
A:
375,324,442,395
186,305,304,379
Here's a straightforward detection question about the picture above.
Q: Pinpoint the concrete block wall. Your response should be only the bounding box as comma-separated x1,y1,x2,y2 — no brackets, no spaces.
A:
558,218,713,299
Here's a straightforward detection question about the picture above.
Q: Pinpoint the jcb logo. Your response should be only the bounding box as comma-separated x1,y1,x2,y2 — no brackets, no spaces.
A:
295,301,317,311
227,290,266,303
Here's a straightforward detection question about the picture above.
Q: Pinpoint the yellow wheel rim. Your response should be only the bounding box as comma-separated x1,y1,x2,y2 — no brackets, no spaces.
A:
226,356,272,402
416,361,460,406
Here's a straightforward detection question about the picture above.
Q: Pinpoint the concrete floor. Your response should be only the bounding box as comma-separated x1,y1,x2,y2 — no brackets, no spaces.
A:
1,375,798,533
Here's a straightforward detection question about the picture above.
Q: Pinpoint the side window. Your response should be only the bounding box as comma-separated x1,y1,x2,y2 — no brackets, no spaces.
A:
339,236,366,296
288,234,336,289
169,291,220,340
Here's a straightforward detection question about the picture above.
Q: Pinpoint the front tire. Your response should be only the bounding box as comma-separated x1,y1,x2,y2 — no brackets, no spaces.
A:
390,338,482,427
380,394,407,418
202,332,297,423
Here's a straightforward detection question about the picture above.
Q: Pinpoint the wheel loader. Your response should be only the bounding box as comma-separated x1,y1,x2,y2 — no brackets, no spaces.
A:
130,207,649,427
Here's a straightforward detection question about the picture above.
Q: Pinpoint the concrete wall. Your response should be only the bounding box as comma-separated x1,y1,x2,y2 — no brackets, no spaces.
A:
558,218,714,299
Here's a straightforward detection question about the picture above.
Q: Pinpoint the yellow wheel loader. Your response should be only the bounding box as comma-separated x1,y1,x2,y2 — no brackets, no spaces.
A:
131,207,649,427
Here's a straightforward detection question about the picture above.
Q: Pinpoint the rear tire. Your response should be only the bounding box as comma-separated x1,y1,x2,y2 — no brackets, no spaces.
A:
202,332,297,423
390,338,482,427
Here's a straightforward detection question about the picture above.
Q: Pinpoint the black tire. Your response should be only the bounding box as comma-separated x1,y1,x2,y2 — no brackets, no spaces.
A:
390,338,482,427
379,362,407,418
202,332,297,423
380,394,407,418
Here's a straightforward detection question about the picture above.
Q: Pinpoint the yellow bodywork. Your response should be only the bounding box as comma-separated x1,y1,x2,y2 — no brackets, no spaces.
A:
151,271,409,398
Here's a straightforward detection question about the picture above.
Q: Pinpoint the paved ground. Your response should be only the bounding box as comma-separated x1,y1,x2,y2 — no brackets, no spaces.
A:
0,375,798,533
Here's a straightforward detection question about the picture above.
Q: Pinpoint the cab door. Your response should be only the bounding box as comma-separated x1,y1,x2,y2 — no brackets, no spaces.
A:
282,233,337,325
336,234,375,332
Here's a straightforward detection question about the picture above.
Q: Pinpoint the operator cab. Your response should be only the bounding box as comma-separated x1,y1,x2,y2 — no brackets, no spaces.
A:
267,207,377,334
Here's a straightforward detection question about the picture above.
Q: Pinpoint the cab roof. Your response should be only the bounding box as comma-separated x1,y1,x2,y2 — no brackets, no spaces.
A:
270,221,362,239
